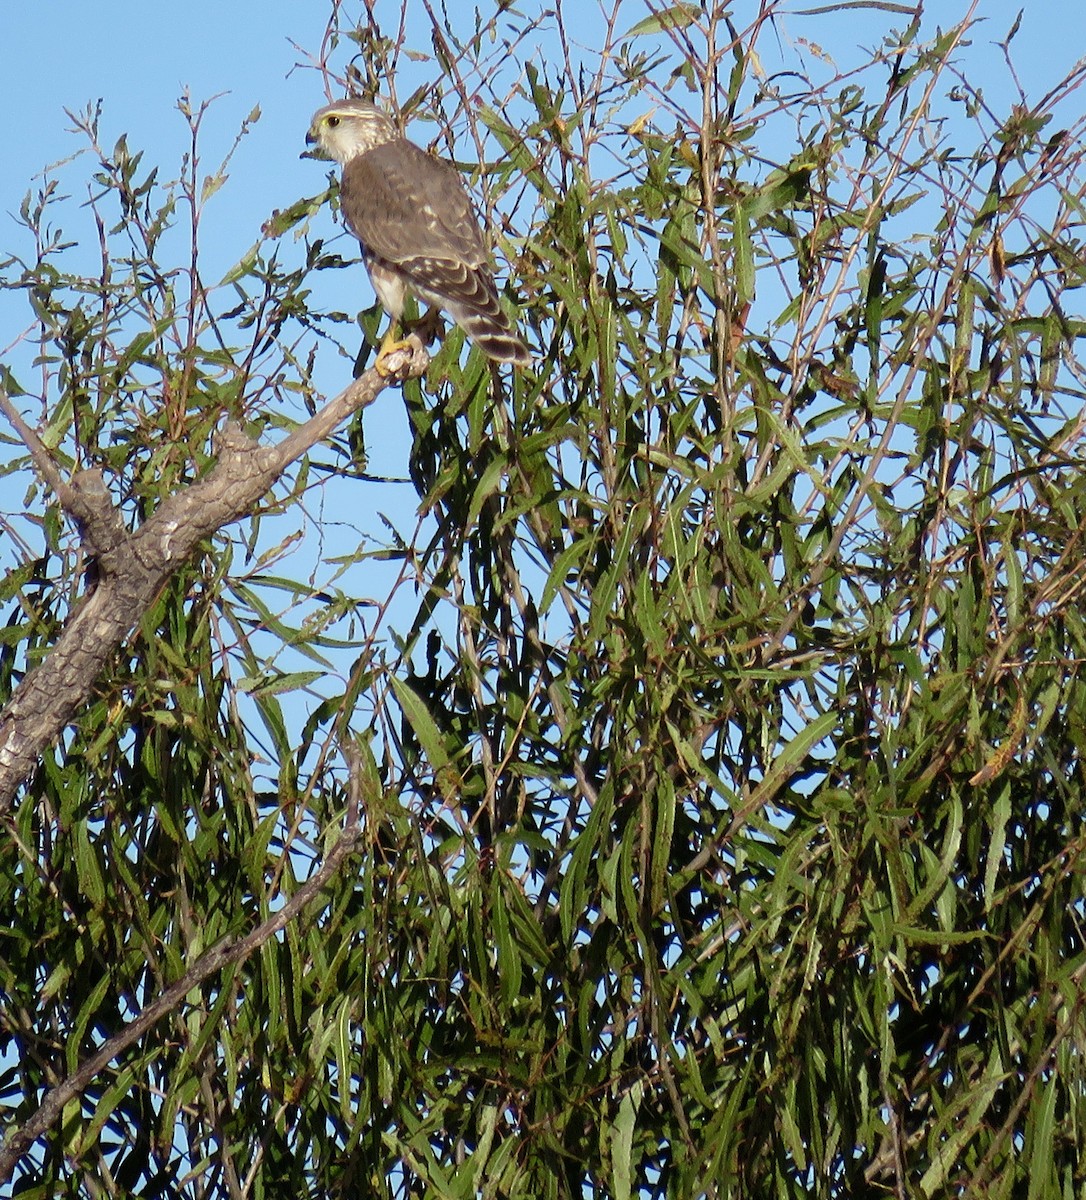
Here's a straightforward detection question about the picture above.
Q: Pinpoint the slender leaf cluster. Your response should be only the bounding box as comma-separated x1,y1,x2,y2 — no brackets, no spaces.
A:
2,3,1086,1197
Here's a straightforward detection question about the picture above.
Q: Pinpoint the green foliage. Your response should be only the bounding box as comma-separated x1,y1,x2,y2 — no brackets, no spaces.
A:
3,3,1086,1197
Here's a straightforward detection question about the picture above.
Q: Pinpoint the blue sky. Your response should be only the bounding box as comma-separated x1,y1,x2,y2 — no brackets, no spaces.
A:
1,1,322,298
1,0,1082,510
1,2,316,197
1,6,1077,392
2,0,1083,375
1,0,1083,695
2,1,1083,306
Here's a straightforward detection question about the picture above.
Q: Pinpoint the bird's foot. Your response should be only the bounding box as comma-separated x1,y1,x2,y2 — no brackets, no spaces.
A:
375,333,418,377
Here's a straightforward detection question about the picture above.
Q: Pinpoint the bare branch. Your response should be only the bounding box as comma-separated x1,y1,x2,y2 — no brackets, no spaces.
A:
0,774,367,1187
0,339,428,811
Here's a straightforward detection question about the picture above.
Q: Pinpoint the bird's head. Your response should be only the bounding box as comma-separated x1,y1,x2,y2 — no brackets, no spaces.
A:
304,99,399,164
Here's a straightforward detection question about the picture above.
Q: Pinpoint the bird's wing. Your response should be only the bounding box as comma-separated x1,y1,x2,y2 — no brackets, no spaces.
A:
340,140,492,273
340,138,527,361
338,139,504,316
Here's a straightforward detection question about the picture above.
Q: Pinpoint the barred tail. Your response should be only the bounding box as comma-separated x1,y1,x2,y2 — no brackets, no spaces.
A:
453,304,532,366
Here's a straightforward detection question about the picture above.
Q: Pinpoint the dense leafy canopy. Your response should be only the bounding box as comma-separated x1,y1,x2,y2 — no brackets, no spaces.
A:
2,2,1086,1196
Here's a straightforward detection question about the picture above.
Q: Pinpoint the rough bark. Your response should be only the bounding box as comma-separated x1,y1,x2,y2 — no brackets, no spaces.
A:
0,342,428,811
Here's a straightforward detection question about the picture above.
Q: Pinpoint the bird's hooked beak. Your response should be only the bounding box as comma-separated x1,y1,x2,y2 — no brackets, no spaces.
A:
301,128,329,161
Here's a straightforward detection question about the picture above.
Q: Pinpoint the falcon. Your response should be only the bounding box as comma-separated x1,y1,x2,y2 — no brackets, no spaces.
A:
305,98,531,370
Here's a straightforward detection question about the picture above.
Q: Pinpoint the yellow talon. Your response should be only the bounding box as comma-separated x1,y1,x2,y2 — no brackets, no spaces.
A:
374,329,415,377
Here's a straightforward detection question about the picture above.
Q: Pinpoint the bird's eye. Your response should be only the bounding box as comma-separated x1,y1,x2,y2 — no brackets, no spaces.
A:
326,115,340,128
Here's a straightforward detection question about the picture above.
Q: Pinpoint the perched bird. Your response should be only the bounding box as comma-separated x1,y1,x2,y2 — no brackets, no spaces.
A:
305,98,531,370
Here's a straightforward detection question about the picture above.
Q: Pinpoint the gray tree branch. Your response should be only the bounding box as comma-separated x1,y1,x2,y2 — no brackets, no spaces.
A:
0,340,428,811
0,747,367,1186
